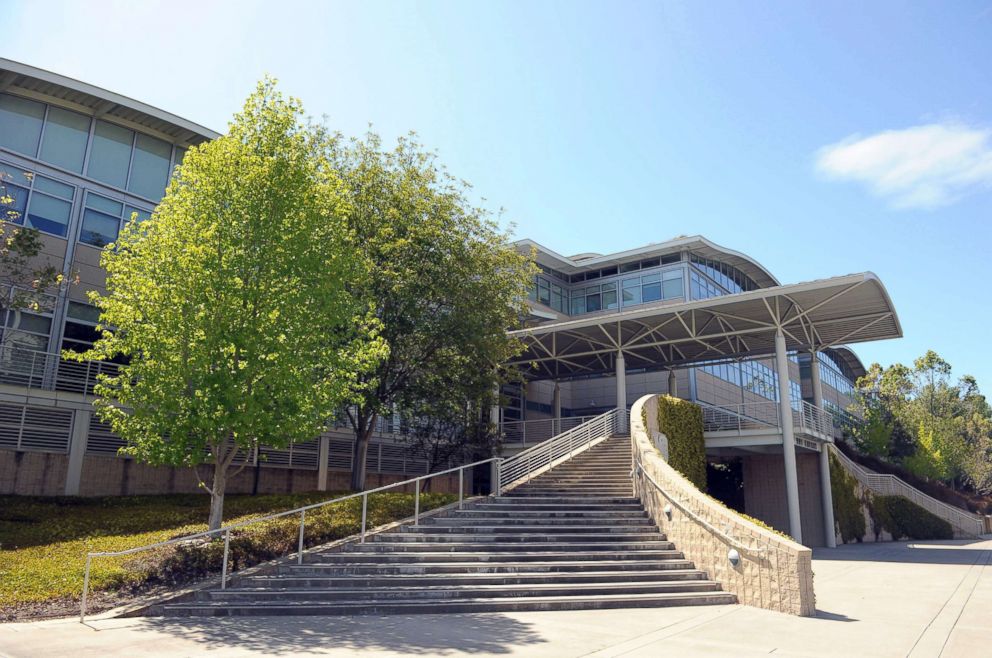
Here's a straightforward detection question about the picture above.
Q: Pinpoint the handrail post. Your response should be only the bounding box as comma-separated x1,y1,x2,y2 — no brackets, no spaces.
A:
360,493,368,543
221,529,231,589
297,509,306,565
458,468,464,509
80,554,92,623
414,481,421,526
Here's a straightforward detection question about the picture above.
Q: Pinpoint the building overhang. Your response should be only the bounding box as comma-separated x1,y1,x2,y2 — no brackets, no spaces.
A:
507,272,901,380
0,58,218,146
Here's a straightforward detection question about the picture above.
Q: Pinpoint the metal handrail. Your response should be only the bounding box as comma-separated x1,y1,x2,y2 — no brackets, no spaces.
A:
634,459,767,556
498,408,627,492
0,344,120,396
500,415,598,447
828,444,984,535
79,456,500,623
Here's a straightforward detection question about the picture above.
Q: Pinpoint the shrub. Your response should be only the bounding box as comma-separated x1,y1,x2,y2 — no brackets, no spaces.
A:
830,453,866,543
655,395,706,489
871,495,954,540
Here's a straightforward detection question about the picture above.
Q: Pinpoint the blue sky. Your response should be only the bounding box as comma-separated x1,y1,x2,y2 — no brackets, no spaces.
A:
5,0,992,384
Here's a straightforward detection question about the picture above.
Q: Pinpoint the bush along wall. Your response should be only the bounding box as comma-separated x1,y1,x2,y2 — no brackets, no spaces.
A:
870,495,954,540
829,452,867,543
654,395,706,489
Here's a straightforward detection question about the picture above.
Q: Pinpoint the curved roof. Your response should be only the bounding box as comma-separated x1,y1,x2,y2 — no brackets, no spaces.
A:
823,346,868,381
0,58,218,146
516,235,780,288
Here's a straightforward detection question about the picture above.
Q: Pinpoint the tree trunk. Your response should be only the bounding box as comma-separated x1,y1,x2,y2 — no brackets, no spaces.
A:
350,416,376,491
208,460,228,531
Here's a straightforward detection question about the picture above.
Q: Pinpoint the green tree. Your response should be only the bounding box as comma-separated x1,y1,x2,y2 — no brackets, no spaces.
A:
73,81,384,530
325,132,536,491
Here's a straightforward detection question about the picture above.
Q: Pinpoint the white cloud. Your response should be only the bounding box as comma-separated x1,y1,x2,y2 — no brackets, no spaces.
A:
815,122,992,209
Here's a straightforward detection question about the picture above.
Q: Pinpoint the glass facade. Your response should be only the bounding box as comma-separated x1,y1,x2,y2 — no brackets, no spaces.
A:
0,89,191,368
700,357,804,410
0,92,183,204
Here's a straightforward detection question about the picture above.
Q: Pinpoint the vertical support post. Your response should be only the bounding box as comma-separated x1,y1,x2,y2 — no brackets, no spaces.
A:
80,555,92,623
616,350,627,433
317,435,329,491
64,409,91,496
810,351,836,548
552,381,562,435
458,468,464,509
775,329,804,545
297,509,306,564
360,494,368,543
414,482,420,526
221,529,231,589
668,369,678,398
491,459,501,496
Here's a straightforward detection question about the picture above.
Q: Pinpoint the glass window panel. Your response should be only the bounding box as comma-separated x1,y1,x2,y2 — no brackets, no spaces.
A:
622,285,641,306
586,293,601,312
570,296,585,315
4,330,48,351
662,269,682,281
662,277,683,299
173,146,187,169
34,176,74,200
68,301,101,323
642,282,662,302
7,311,52,334
641,272,661,284
39,107,90,173
26,193,71,236
0,181,28,224
602,288,618,309
63,320,101,346
620,262,640,273
86,193,123,216
80,208,120,247
88,121,134,188
124,205,151,223
0,94,45,156
128,133,172,200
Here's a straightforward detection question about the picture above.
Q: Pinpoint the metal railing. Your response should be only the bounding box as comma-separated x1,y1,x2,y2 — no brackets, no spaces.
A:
0,345,119,396
500,415,597,447
497,408,627,493
79,456,499,623
828,444,985,537
698,400,833,440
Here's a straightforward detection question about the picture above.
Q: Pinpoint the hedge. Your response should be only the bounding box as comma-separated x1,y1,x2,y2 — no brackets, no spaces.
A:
829,452,866,543
655,395,706,489
871,495,954,540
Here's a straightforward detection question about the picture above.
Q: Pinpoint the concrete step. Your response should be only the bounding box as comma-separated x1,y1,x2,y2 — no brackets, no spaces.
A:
476,502,643,511
489,496,638,503
248,569,707,588
202,580,723,602
343,540,675,552
162,591,736,617
376,532,664,542
401,523,657,534
449,509,648,519
279,558,696,575
307,549,686,563
429,516,651,525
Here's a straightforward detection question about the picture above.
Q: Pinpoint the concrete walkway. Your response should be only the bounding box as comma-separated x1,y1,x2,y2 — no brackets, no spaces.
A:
1,539,990,658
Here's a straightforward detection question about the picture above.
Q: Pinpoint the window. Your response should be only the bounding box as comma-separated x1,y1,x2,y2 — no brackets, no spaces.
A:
62,301,102,353
39,107,90,173
0,286,56,353
79,192,151,247
128,133,171,200
87,120,134,188
26,176,75,237
0,165,31,224
621,268,683,308
0,94,45,156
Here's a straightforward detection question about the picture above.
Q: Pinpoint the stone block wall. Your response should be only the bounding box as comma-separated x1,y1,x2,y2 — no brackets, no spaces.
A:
632,394,816,616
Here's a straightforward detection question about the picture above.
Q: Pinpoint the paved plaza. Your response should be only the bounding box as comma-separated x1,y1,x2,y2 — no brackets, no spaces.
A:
1,538,990,657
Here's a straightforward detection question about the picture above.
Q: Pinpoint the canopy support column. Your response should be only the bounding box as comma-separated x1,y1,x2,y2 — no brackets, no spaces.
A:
775,329,803,545
810,351,836,547
552,381,561,435
616,351,627,433
668,369,678,398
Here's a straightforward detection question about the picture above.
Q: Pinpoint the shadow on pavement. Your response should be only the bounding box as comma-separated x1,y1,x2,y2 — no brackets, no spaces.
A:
133,613,548,655
813,610,857,622
812,539,991,566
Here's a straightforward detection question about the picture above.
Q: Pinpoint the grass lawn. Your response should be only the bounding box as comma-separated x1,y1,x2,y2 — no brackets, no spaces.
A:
0,490,455,621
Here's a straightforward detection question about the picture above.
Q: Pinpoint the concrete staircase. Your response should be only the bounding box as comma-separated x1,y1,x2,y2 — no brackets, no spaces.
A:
161,436,735,616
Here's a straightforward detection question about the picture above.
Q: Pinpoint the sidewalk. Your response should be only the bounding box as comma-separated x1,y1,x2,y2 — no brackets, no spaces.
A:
1,539,990,657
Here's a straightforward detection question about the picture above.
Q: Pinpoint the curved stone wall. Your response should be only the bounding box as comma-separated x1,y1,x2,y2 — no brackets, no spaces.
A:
631,393,816,616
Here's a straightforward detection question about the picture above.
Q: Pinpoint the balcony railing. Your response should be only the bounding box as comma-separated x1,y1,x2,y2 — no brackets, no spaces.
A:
0,345,119,396
499,415,598,447
698,399,834,440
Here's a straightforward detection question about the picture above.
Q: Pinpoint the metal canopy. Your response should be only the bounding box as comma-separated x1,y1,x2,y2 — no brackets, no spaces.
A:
508,272,901,381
